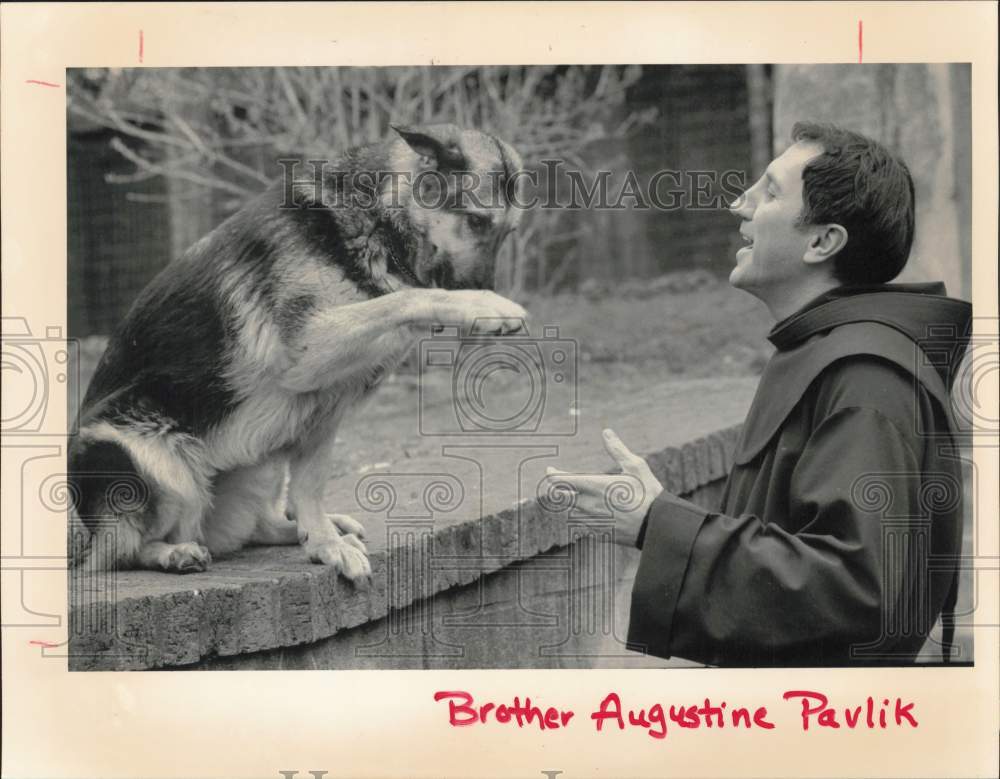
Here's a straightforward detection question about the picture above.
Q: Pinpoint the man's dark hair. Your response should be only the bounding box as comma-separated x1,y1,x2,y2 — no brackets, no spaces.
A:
791,121,915,285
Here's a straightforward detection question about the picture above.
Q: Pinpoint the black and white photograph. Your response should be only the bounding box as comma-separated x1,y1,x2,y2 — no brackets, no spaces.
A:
2,4,997,779
63,62,975,670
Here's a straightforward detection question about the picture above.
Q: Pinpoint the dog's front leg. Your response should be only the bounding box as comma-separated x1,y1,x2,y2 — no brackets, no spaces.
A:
286,413,371,582
279,289,528,393
281,288,525,581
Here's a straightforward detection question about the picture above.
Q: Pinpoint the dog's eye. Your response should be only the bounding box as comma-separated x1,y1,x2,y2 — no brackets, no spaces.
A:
466,213,492,233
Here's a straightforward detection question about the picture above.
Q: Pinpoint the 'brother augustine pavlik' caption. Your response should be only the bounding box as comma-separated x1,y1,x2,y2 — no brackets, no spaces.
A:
433,690,919,739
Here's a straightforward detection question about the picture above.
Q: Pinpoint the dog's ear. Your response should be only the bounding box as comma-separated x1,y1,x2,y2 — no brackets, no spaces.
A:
391,124,465,170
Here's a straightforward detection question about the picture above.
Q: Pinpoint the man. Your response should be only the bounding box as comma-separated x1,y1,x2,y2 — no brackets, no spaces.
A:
551,122,971,666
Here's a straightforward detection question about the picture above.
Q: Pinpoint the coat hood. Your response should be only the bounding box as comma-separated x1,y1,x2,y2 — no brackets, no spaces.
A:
768,283,972,389
733,282,972,465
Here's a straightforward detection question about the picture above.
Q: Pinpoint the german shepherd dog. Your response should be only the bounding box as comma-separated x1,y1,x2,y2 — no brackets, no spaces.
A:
69,124,527,583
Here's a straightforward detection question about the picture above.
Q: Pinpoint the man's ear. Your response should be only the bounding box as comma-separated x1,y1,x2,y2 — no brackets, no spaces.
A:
803,223,849,266
391,124,464,170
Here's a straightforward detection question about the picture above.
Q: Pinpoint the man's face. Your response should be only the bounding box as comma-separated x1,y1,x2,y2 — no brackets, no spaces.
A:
729,141,824,297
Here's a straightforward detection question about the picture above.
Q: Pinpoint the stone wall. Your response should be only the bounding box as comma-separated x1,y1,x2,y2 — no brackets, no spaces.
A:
194,479,728,671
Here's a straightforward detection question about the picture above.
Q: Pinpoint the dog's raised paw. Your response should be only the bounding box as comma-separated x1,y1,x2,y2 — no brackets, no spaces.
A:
164,542,212,573
438,290,527,336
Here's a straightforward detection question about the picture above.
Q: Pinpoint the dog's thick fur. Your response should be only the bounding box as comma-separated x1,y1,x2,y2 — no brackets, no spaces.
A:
69,124,527,581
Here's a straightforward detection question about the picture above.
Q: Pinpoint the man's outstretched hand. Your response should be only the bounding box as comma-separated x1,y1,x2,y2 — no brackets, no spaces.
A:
545,429,665,546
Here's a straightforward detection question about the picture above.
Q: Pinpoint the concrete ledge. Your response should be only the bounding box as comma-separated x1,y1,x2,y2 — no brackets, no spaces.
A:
68,377,755,670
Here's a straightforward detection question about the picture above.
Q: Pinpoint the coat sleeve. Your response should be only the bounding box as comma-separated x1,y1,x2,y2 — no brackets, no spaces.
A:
627,406,924,666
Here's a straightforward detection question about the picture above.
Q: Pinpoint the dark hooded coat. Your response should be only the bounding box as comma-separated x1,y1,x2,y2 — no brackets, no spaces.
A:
628,284,971,666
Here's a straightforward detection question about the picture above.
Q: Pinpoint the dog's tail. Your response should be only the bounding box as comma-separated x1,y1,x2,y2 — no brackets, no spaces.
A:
67,435,150,572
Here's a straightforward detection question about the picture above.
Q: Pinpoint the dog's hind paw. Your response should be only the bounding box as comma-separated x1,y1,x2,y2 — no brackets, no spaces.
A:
306,538,372,585
164,542,212,573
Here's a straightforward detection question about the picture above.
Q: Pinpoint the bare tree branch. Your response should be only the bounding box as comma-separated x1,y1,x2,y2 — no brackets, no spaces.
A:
68,65,656,292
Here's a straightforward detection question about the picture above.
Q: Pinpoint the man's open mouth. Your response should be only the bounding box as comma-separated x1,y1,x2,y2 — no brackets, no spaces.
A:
740,232,754,247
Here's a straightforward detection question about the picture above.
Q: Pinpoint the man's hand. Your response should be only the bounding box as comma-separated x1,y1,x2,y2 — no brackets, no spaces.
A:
544,429,664,546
